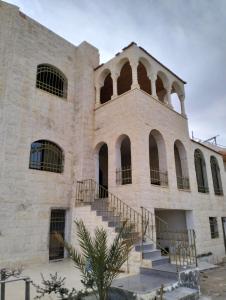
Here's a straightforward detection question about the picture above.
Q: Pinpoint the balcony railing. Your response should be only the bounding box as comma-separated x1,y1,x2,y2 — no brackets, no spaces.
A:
150,169,168,187
177,176,190,190
198,185,209,193
116,166,132,185
214,188,224,196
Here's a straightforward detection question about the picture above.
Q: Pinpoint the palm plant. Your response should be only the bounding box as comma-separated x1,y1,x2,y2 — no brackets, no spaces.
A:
56,219,136,300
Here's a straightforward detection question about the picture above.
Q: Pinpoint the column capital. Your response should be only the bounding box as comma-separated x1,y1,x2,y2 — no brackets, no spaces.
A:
149,72,157,81
179,94,185,102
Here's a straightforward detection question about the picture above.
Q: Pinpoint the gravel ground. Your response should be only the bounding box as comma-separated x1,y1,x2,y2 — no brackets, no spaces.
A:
200,263,226,300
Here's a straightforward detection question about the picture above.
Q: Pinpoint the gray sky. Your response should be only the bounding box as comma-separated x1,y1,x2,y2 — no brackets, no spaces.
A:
5,0,226,146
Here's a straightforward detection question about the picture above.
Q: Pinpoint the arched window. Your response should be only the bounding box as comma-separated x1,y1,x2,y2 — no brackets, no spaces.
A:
210,156,223,195
100,73,113,104
29,140,64,173
149,130,168,186
116,135,132,185
117,61,132,95
194,149,209,193
137,62,151,95
174,140,190,190
36,64,67,98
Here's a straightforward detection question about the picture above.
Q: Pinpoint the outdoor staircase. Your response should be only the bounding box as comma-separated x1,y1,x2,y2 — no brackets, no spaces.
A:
76,179,199,299
76,180,179,270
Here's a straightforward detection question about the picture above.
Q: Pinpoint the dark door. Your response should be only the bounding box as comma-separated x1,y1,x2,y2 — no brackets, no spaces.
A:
222,217,226,253
49,209,66,260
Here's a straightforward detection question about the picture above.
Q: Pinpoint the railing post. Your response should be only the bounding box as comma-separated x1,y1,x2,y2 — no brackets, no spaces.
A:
141,206,144,263
193,230,198,267
25,279,30,300
1,269,6,300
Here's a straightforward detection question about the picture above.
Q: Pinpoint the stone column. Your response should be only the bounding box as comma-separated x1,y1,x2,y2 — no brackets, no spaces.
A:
149,73,157,98
112,70,119,99
131,60,139,89
166,88,173,108
179,94,187,117
95,82,101,107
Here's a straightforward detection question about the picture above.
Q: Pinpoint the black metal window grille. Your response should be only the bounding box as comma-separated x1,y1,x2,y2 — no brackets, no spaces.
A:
209,217,219,239
210,156,223,196
194,149,209,193
36,64,67,98
29,140,63,173
49,209,66,260
177,176,190,190
116,166,132,185
150,169,168,186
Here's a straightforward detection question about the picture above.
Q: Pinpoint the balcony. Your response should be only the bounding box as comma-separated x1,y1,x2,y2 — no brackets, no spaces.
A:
150,169,168,187
198,185,209,193
177,176,190,190
116,166,132,185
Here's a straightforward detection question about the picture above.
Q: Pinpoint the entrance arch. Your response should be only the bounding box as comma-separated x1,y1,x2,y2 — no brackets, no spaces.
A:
98,143,108,189
149,130,168,186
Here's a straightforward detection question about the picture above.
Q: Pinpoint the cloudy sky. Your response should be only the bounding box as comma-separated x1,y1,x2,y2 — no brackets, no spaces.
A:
5,0,226,146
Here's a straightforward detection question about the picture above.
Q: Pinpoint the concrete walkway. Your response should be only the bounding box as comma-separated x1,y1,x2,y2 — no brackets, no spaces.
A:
2,259,83,300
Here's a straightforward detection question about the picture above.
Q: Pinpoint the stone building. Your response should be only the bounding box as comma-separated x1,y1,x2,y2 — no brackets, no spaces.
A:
0,0,226,268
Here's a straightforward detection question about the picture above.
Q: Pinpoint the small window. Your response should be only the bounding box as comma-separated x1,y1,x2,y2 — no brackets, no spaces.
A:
29,140,63,173
209,217,219,239
36,64,67,98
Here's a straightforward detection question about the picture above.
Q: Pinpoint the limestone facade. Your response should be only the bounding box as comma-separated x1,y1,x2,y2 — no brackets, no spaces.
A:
0,0,226,267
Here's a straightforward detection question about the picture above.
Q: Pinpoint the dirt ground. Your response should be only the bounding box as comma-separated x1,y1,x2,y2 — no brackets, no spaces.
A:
200,263,226,300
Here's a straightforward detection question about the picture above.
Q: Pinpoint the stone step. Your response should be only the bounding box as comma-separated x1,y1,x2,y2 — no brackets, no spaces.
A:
96,210,115,217
163,287,199,300
135,241,155,252
91,202,109,211
142,249,162,260
152,256,170,266
102,215,121,223
140,265,177,280
108,220,122,227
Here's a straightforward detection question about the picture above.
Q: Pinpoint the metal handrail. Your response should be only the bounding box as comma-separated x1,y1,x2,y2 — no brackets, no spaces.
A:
177,176,190,190
150,169,168,186
0,274,30,300
141,206,169,257
141,207,197,268
116,166,132,185
76,180,197,269
76,179,142,235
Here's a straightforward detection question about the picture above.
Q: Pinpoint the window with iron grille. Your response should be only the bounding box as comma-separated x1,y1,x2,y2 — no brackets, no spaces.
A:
36,64,67,98
29,140,64,173
210,156,223,196
194,149,209,193
49,209,66,260
209,217,219,239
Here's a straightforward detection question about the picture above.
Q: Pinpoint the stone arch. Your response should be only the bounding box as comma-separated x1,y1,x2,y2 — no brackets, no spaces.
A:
156,71,168,103
174,140,190,189
194,149,209,193
171,81,183,113
117,58,132,95
210,156,223,195
137,59,151,95
115,134,132,184
149,129,168,186
100,70,113,104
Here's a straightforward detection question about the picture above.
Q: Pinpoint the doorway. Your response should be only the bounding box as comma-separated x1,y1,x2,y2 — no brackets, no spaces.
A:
99,143,108,189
